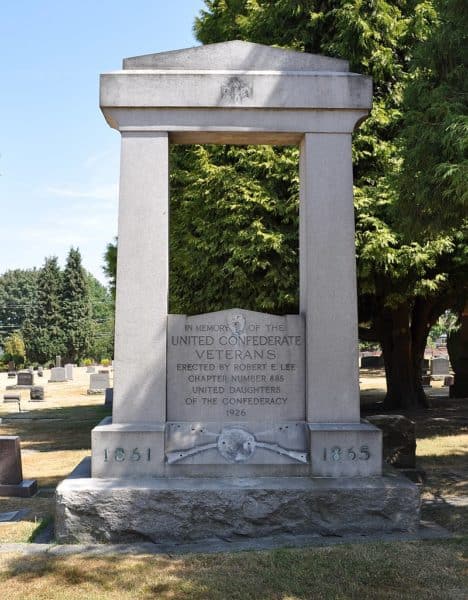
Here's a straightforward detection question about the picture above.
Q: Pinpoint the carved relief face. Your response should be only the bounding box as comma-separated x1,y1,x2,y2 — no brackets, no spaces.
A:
227,313,246,335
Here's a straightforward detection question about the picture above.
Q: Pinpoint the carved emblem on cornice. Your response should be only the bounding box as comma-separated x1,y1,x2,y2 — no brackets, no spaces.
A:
221,77,251,103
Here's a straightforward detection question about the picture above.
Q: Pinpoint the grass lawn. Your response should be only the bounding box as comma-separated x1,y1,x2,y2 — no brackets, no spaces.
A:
0,539,466,599
0,368,467,598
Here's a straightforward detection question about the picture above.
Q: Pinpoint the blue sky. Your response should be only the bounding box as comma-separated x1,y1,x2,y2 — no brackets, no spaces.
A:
0,0,205,285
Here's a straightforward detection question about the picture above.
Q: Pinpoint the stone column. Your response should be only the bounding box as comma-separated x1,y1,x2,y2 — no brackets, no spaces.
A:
113,131,169,424
299,133,360,424
300,133,381,477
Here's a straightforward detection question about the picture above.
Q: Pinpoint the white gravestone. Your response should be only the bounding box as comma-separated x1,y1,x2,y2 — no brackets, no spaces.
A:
431,357,450,376
88,373,110,393
49,367,66,382
65,364,74,380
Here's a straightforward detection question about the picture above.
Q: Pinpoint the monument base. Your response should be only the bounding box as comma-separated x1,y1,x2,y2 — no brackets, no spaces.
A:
55,458,420,544
0,479,37,497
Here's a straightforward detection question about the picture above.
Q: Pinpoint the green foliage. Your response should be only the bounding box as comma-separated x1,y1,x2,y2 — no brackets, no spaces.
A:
170,144,299,314
398,0,468,235
86,273,114,361
193,0,452,315
17,252,114,364
2,331,26,365
103,238,117,299
61,248,93,363
428,310,459,342
189,0,467,408
22,256,65,364
0,269,38,341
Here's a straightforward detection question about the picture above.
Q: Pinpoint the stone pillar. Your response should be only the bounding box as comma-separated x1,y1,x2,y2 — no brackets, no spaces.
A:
299,133,360,424
300,133,381,476
113,131,169,424
299,133,382,477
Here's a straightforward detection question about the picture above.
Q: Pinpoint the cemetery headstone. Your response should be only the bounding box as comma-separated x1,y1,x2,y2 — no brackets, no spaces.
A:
444,375,454,386
0,436,37,497
55,355,61,368
87,372,110,394
361,355,384,368
3,394,21,411
16,371,34,387
55,41,420,544
86,366,96,374
7,371,16,379
8,361,15,371
49,367,66,382
65,364,74,380
430,356,450,378
30,386,45,401
37,366,44,377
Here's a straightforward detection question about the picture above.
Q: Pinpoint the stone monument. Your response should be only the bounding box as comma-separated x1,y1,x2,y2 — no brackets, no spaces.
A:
0,436,37,497
56,41,419,543
49,367,66,383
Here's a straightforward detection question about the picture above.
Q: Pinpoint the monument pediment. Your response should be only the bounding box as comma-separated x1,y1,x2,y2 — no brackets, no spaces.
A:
123,40,348,72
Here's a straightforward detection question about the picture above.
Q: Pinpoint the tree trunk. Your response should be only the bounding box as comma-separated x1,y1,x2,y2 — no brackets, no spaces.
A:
378,296,451,410
378,302,423,410
410,297,433,408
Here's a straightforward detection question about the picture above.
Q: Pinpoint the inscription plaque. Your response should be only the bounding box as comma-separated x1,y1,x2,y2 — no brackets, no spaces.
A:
167,309,305,421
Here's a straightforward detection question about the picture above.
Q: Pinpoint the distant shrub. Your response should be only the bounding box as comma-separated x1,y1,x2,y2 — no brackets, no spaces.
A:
100,358,111,367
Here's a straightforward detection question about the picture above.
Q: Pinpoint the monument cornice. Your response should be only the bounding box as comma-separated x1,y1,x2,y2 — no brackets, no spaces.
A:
100,70,372,112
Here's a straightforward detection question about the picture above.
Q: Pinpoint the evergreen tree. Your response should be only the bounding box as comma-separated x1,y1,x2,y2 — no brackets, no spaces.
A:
170,144,299,314
103,238,117,300
0,269,38,342
87,273,114,360
188,0,463,409
105,1,465,408
398,0,467,236
61,248,93,363
22,256,65,363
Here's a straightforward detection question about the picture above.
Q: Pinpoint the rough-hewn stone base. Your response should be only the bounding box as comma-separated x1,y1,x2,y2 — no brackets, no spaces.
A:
55,459,420,544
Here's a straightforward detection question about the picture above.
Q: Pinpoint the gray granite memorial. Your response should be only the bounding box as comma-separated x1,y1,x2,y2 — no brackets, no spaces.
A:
55,41,419,544
430,356,450,378
0,436,37,497
65,364,74,380
14,371,34,388
49,367,66,382
87,372,110,394
30,386,45,401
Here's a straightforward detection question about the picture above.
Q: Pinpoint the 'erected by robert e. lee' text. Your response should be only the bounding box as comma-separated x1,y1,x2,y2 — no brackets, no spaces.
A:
167,309,305,421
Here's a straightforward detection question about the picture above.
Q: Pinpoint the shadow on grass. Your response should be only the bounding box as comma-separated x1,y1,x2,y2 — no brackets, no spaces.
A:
0,539,467,600
0,404,111,451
